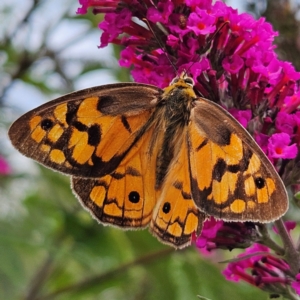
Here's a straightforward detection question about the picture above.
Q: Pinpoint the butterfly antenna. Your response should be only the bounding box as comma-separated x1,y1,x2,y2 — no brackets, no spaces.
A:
143,18,178,76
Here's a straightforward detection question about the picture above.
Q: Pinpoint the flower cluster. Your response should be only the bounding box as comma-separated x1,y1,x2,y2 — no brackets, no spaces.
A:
77,0,300,297
223,244,296,297
196,217,258,253
220,222,300,297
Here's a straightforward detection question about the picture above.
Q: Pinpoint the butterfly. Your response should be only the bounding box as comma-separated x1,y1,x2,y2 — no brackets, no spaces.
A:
8,73,288,249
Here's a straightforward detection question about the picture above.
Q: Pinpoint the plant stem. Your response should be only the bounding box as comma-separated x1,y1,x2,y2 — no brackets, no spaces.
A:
258,224,285,255
275,219,300,276
23,255,55,300
36,247,175,300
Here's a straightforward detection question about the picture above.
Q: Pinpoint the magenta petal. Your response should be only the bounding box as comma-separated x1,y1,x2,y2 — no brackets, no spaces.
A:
222,54,244,74
196,237,207,248
268,133,298,159
292,280,300,295
275,112,297,135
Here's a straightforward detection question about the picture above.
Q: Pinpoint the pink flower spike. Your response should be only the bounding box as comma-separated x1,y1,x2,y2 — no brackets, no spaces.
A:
267,133,298,159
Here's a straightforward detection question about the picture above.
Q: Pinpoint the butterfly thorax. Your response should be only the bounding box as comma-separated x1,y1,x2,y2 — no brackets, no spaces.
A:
155,76,197,188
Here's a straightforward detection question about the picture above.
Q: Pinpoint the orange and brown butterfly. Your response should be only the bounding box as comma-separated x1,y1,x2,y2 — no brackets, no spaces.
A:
8,71,288,249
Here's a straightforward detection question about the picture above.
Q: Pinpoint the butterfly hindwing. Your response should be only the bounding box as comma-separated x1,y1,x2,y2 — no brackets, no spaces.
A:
9,83,162,178
150,130,205,248
188,97,288,222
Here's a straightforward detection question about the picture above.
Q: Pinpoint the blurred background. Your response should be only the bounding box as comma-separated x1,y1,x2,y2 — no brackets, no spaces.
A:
1,0,300,299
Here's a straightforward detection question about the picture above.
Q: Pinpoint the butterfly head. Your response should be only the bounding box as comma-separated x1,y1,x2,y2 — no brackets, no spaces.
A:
163,71,197,103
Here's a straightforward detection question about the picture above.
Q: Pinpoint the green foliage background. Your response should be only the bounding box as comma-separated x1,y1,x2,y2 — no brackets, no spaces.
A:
0,0,299,299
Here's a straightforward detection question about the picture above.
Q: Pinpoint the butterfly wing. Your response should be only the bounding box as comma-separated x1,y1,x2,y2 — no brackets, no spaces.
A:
150,130,205,248
9,83,162,177
188,97,288,222
71,123,162,229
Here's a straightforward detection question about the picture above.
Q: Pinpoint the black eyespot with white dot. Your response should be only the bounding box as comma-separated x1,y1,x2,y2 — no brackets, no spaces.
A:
255,177,265,189
162,202,171,214
128,191,140,203
41,119,54,130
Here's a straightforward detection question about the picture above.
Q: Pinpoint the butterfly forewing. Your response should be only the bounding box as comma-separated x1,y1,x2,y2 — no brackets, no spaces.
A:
9,83,161,178
188,98,288,222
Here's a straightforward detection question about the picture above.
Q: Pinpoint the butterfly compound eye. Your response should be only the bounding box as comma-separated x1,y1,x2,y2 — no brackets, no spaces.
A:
184,77,194,87
170,77,179,85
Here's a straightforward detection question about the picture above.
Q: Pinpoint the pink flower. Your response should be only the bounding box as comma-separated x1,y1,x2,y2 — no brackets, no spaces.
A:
187,7,216,35
268,133,298,159
282,92,300,113
147,2,174,24
223,244,290,288
196,218,257,252
275,112,297,136
196,217,223,250
99,8,132,48
222,54,244,75
79,0,300,126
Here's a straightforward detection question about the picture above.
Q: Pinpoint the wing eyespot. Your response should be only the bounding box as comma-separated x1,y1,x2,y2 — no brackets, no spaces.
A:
254,177,265,189
128,191,140,203
41,119,54,130
162,202,171,214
